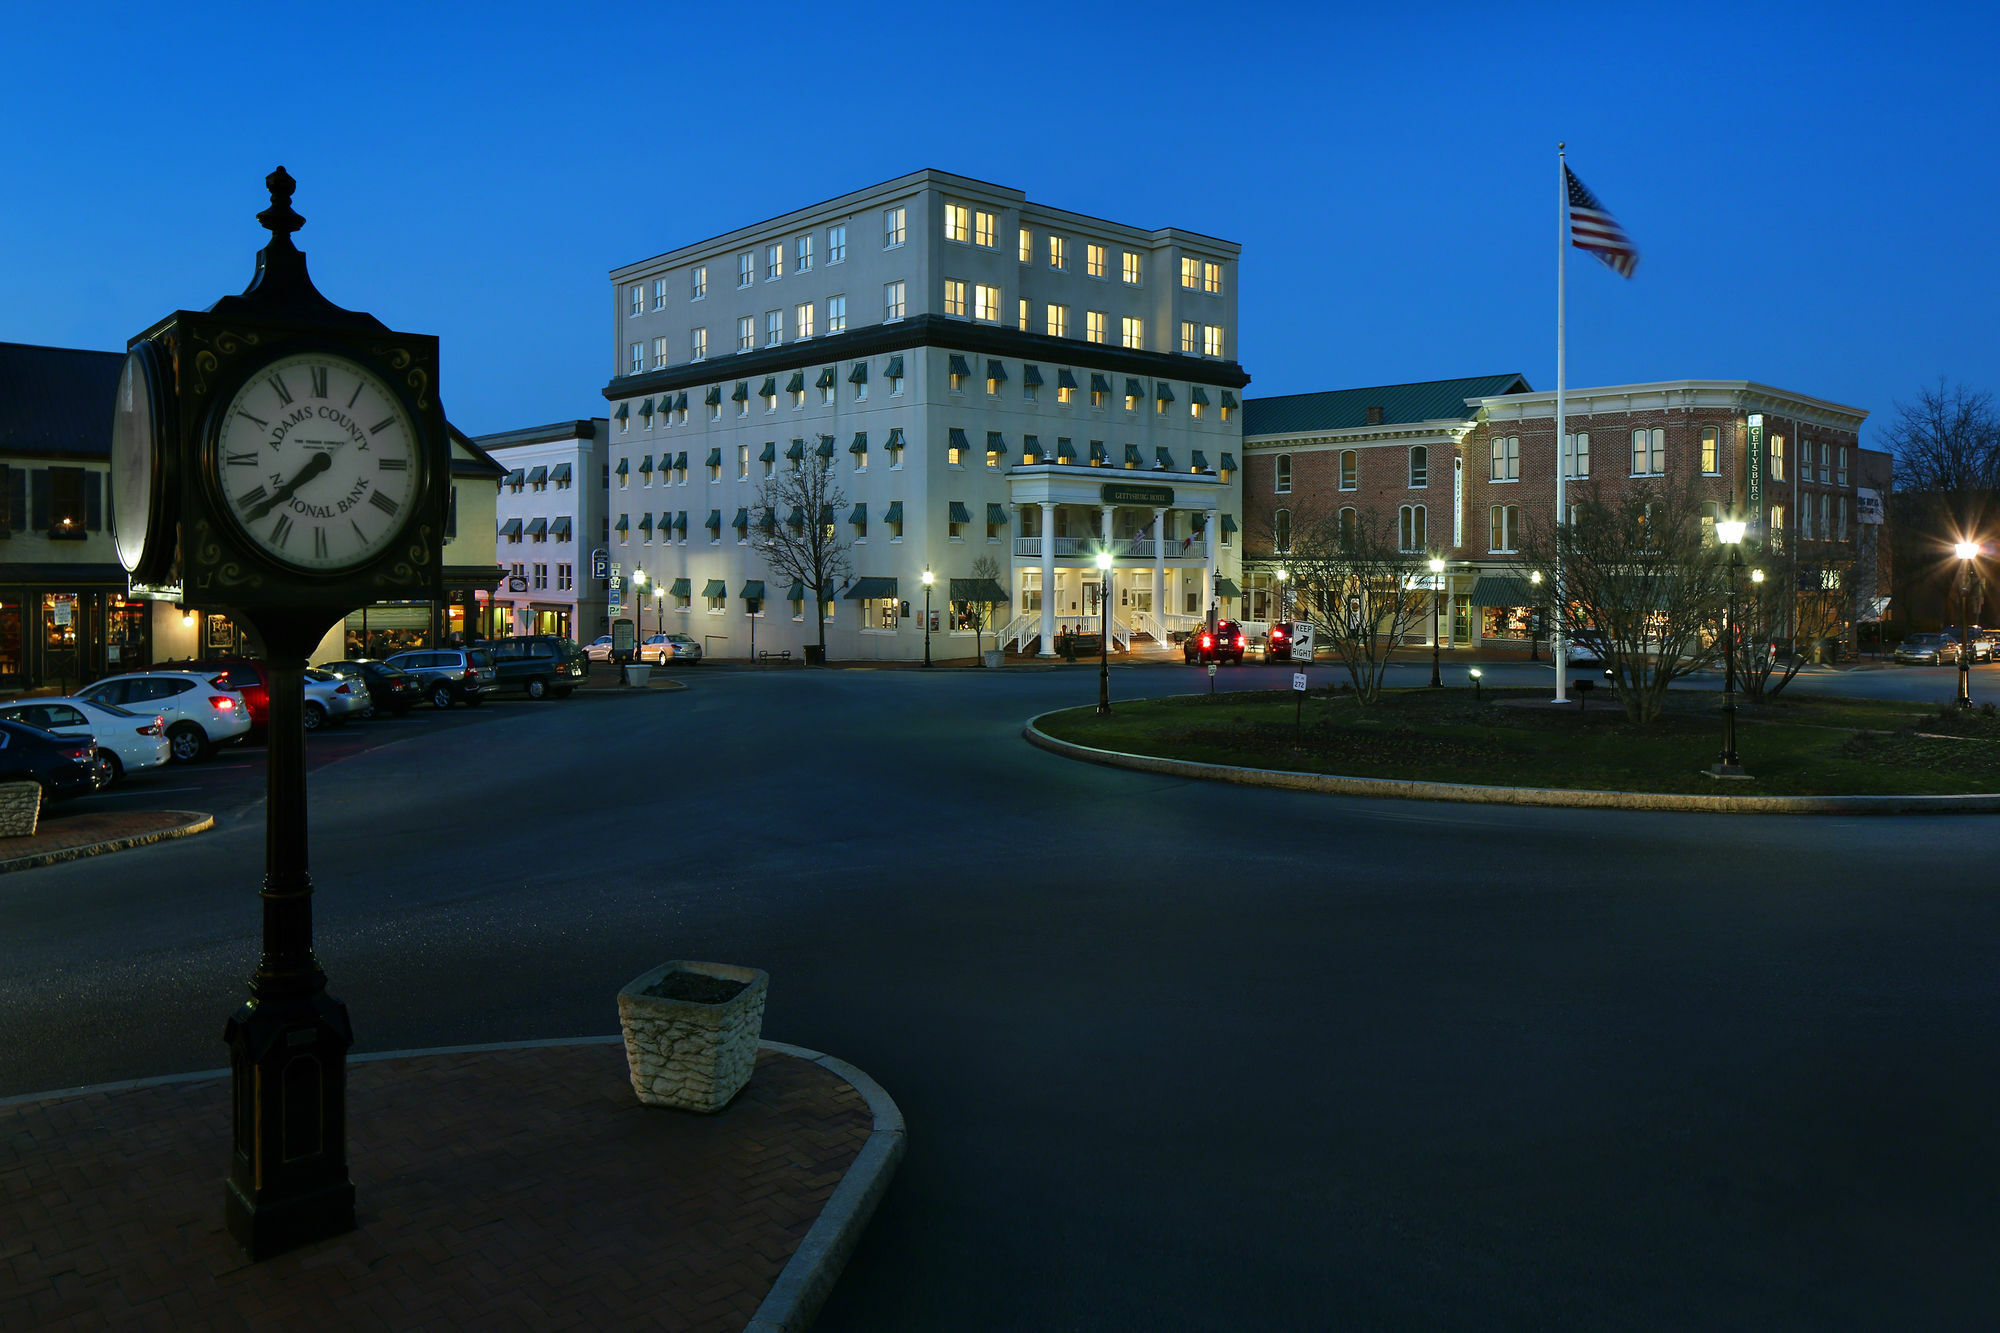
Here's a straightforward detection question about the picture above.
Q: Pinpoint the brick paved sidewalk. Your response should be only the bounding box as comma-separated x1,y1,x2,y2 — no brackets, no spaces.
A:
0,810,213,874
2,1043,881,1331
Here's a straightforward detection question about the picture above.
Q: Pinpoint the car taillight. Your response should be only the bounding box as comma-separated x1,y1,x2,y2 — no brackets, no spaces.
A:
1271,626,1286,640
1201,634,1213,649
211,695,237,710
463,666,477,679
335,683,351,694
1233,635,1245,649
137,717,164,736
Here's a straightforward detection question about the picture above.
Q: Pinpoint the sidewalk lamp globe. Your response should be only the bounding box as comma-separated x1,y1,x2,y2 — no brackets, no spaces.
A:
1717,518,1747,546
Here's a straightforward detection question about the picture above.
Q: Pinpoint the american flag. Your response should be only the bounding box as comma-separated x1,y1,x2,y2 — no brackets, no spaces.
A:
1565,165,1638,278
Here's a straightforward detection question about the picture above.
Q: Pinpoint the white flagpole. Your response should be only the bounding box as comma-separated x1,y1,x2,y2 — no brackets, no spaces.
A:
1553,142,1569,703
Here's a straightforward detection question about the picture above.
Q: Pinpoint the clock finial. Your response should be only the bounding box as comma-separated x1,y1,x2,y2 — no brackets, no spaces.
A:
257,166,305,244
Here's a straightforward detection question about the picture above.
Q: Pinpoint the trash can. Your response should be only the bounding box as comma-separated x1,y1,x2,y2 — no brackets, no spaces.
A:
622,663,652,687
1814,638,1839,665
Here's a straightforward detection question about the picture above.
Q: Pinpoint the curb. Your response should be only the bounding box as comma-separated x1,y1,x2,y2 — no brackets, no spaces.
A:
0,811,215,874
1023,713,2000,815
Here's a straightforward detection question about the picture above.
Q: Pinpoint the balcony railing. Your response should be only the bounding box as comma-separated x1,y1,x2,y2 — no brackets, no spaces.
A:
1012,536,1197,560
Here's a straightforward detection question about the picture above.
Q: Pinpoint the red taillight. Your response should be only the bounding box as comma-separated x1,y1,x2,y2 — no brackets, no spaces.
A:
335,683,351,694
463,667,477,680
137,717,163,736
211,696,236,710
1233,635,1245,649
1271,627,1286,642
1201,634,1213,649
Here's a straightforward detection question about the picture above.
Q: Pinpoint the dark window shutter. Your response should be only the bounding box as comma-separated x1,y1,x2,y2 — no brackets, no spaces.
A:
31,469,50,531
85,472,103,530
446,485,458,539
0,464,12,534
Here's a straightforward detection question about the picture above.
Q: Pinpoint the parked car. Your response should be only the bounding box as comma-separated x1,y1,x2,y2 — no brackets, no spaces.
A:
149,659,270,732
1184,620,1247,666
655,633,703,665
317,659,423,717
1563,632,1610,671
302,669,367,730
1894,633,1960,665
0,697,170,785
584,635,616,663
1947,628,1995,663
0,718,102,801
1265,621,1295,662
74,671,252,761
477,635,588,698
383,648,497,708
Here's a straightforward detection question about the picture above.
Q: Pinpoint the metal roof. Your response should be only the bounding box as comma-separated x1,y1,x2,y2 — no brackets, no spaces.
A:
0,341,122,459
1241,373,1532,437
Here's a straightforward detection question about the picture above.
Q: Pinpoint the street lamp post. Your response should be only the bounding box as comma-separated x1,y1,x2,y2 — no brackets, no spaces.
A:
1428,556,1446,687
631,570,648,664
922,568,934,668
1529,569,1543,662
1096,549,1113,715
1711,519,1748,778
1955,540,1980,707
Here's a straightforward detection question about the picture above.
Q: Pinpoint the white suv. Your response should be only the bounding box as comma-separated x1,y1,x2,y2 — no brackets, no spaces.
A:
76,671,253,762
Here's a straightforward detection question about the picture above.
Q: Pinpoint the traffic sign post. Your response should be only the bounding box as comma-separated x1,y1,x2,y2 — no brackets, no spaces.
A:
1293,670,1308,738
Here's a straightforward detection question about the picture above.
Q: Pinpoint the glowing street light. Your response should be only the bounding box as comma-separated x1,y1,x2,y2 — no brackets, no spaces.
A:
1711,518,1749,778
922,567,935,668
1428,556,1446,687
1955,540,1981,707
1096,549,1113,715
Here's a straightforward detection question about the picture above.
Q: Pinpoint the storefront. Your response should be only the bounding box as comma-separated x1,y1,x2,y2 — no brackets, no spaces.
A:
0,571,158,694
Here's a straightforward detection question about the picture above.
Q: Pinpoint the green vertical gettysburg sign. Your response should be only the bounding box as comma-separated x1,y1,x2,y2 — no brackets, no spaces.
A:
1746,414,1764,530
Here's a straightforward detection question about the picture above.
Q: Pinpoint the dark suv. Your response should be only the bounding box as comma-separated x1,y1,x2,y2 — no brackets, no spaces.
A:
383,648,498,708
476,636,588,700
1184,619,1247,666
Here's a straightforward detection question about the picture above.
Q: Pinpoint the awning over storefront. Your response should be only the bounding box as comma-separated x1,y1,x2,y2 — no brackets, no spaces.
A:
950,579,1010,604
845,577,898,600
1470,576,1539,607
1214,578,1241,598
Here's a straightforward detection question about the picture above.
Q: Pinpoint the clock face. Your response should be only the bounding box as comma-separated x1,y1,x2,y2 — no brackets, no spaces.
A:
211,352,423,573
110,347,161,575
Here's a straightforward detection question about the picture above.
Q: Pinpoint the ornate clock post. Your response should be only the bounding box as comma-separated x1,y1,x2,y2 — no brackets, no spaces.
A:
112,169,448,1260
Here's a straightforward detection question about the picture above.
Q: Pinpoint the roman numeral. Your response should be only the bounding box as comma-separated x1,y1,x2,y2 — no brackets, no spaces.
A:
237,410,269,429
226,451,257,466
377,457,408,470
269,373,294,406
347,380,364,409
370,416,397,435
314,527,329,559
309,366,329,398
269,514,293,548
369,491,400,516
237,485,268,507
351,518,369,545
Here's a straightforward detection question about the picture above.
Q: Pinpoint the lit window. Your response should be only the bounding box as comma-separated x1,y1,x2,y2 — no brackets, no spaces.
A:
1489,435,1519,481
1049,236,1067,270
1202,326,1224,358
765,243,783,280
974,210,997,247
945,203,973,243
737,315,754,353
794,302,815,339
1274,509,1292,553
653,278,667,310
1121,251,1141,284
828,224,846,264
944,280,967,318
1490,504,1520,552
1399,504,1427,551
1180,257,1200,289
1770,434,1786,482
1181,321,1200,354
1700,425,1719,475
1565,432,1591,478
690,265,706,300
766,310,783,346
796,234,813,273
1121,316,1143,349
1203,262,1222,294
884,207,906,247
1409,446,1429,488
736,445,749,479
1339,450,1357,489
689,328,707,361
1630,427,1664,475
1018,298,1031,332
1275,454,1292,493
738,252,754,287
1046,304,1069,338
1086,244,1106,278
827,294,846,333
884,280,906,321
973,284,1001,323
1057,373,1075,406
1018,227,1032,263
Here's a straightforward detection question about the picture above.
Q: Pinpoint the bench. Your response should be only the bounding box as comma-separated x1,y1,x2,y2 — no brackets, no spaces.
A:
757,650,793,663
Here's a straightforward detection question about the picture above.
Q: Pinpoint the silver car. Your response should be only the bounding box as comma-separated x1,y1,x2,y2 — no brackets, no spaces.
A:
1894,633,1960,665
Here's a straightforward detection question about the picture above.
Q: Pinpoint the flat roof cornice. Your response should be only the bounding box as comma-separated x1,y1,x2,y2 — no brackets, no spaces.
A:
1471,379,1868,430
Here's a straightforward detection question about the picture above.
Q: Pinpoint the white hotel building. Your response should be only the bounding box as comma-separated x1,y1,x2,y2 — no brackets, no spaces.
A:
599,170,1249,659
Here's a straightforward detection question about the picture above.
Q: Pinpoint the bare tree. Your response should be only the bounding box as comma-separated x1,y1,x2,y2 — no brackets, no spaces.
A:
1734,536,1854,698
1269,504,1436,704
1882,378,2000,500
751,454,851,661
952,553,1006,663
1519,478,1730,724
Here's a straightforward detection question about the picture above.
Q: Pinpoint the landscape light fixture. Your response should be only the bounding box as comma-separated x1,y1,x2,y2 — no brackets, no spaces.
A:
922,568,934,668
1469,666,1483,703
1711,518,1749,778
1428,557,1446,687
1096,549,1113,715
1955,540,1981,707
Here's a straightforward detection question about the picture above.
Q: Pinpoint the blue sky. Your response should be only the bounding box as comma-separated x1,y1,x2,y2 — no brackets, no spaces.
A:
5,1,1993,448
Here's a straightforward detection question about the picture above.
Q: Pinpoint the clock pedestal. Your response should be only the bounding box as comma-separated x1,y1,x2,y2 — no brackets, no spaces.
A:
222,608,356,1259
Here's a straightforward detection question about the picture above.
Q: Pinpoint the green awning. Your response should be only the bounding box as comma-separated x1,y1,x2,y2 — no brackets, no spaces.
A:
1214,578,1241,598
1221,391,1238,409
1156,382,1175,403
786,581,806,602
787,506,805,529
614,402,630,420
850,433,869,454
1126,378,1146,399
758,508,776,533
759,442,777,463
848,362,868,384
1220,514,1238,533
758,376,778,397
883,501,904,524
1022,364,1044,387
504,468,525,486
525,517,548,537
949,578,1010,604
1190,386,1210,405
948,354,971,377
614,515,629,532
948,428,970,450
845,577,898,600
670,578,690,597
815,436,836,458
551,516,574,539
673,452,687,470
1219,452,1237,471
815,368,835,389
671,512,686,531
705,448,722,467
552,463,574,483
702,579,728,598
704,385,722,405
731,381,749,401
731,508,749,529
704,510,721,529
638,455,653,473
527,465,548,485
986,359,1007,383
1471,576,1540,608
498,518,523,538
884,355,904,378
1057,368,1078,390
1123,444,1144,467
986,503,1008,525
673,391,688,411
638,398,654,417
948,501,973,523
615,458,630,475
1090,441,1108,465
1090,373,1111,394
1190,450,1209,472
741,581,766,600
785,439,806,460
1022,434,1042,462
1155,447,1174,469
849,503,868,525
637,513,653,532
819,504,835,526
1056,438,1077,462
786,371,805,393
886,427,906,448
986,431,1007,455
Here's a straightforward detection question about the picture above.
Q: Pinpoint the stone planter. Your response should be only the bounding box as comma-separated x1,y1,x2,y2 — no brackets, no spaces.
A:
621,662,652,688
0,781,41,838
617,960,768,1112
983,649,1006,670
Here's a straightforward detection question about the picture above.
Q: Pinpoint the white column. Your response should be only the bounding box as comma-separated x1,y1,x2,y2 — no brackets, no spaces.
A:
1038,501,1057,655
1204,508,1218,615
1152,506,1167,643
1101,504,1117,645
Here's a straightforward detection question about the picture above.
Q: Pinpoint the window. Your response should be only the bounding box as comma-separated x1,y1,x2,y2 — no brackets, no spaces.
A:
1018,298,1031,332
948,501,966,539
974,210,997,247
689,327,707,361
986,366,1002,396
630,285,643,316
795,234,813,272
1121,251,1141,284
1057,373,1075,406
1565,432,1591,478
888,365,903,397
736,444,749,480
651,336,668,370
828,223,846,264
1204,262,1223,294
764,243,783,280
1121,316,1143,349
1399,505,1427,551
690,265,707,300
945,203,972,243
1086,244,1106,278
1220,514,1233,547
737,315,755,352
1275,454,1292,493
1274,509,1291,553
973,283,1001,322
1203,326,1224,358
949,363,966,393
944,280,967,318
1800,496,1813,539
558,563,573,591
1821,441,1833,483
947,434,964,466
884,206,906,247
827,294,847,333
1049,236,1067,270
1820,492,1831,538
1700,425,1720,475
1769,433,1786,482
1408,446,1429,488
1338,507,1357,548
883,280,906,321
1180,256,1201,289
765,310,783,345
1838,495,1849,539
738,251,755,287
1018,226,1032,262
1489,435,1520,481
1837,446,1849,485
820,376,835,408
709,588,727,613
1630,427,1664,475
1339,450,1357,490
1770,503,1785,538
1123,384,1139,412
1181,321,1200,354
1490,505,1520,552
1046,303,1069,338
629,343,642,374
653,278,667,310
532,563,548,589
794,301,815,339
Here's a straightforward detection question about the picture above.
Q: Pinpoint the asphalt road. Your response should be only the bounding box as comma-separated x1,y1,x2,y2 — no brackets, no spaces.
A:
4,660,1998,1328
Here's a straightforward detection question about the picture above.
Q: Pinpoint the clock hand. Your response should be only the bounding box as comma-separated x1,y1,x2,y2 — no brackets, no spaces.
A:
243,450,333,521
